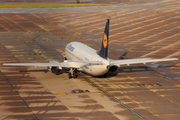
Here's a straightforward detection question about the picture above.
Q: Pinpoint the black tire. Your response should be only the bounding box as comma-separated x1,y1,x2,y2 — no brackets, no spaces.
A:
68,72,72,79
54,68,60,75
72,72,78,78
51,67,55,73
73,74,78,78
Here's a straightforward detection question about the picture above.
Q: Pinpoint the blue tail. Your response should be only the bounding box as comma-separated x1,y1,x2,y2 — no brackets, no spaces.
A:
98,19,109,59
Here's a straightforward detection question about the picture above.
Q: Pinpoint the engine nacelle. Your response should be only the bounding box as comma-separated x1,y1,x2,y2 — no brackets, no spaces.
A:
51,67,61,75
109,66,118,72
48,61,61,75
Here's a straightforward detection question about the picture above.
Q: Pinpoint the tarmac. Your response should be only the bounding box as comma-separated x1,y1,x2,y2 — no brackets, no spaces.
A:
0,0,180,120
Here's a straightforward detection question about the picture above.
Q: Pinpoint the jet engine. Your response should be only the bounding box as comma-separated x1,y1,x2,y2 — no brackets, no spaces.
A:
108,52,127,72
51,67,61,75
109,66,118,72
48,61,62,75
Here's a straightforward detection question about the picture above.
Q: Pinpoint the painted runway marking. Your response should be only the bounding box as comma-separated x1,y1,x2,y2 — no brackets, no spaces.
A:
55,90,102,95
138,83,162,87
72,89,90,93
56,93,67,95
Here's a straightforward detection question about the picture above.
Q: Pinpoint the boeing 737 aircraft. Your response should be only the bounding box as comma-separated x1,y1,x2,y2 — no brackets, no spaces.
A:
3,19,179,78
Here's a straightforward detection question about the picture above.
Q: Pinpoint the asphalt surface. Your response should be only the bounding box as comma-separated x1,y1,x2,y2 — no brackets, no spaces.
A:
0,0,180,120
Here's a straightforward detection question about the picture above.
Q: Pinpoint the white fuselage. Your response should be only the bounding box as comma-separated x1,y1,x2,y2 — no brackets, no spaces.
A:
65,42,110,76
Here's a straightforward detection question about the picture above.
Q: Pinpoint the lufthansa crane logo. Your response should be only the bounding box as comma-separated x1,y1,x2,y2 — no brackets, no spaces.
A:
103,33,108,48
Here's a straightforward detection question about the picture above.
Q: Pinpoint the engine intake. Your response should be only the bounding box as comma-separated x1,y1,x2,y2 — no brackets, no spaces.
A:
51,67,61,75
109,66,118,72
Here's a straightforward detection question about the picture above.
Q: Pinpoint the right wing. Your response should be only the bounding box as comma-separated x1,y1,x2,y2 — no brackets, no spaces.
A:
110,58,179,66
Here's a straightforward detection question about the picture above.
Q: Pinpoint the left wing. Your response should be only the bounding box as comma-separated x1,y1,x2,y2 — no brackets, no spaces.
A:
3,60,104,69
110,58,179,66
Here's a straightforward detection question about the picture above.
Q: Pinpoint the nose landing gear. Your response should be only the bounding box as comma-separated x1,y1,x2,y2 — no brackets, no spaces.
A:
68,68,78,79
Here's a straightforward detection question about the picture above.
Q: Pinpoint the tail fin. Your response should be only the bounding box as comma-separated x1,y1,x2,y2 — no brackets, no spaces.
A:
98,19,109,59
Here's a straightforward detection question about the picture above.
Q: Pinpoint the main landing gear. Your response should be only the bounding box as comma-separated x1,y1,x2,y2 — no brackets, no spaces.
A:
68,68,78,79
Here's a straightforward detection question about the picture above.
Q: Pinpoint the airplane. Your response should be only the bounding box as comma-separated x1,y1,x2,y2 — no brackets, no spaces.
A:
3,19,179,79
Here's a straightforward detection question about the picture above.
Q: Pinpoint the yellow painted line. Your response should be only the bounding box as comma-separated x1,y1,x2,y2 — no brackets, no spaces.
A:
176,85,180,87
56,93,67,95
138,84,162,87
15,53,41,57
69,92,101,94
15,55,24,57
55,92,102,95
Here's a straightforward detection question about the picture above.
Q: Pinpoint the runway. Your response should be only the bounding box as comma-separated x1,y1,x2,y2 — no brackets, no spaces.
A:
0,0,180,120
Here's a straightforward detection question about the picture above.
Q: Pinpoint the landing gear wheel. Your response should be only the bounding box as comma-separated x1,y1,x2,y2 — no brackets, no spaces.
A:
73,73,78,78
54,68,60,75
51,67,55,73
68,72,72,79
68,68,78,79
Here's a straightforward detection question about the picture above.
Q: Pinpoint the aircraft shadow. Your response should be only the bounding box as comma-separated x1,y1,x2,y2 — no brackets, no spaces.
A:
95,64,177,78
20,69,49,73
19,64,176,78
103,67,152,78
20,68,67,75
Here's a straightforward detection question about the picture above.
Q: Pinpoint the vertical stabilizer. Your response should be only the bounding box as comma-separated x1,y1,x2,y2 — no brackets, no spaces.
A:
98,19,109,59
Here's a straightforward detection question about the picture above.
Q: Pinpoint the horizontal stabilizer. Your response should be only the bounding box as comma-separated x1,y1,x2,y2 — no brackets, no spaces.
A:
118,52,127,60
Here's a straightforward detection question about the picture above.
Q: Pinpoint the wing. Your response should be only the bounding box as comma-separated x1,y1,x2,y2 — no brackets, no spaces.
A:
3,60,104,69
110,58,179,66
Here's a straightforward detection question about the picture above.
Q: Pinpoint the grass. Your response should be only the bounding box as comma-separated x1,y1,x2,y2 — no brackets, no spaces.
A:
0,3,107,8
